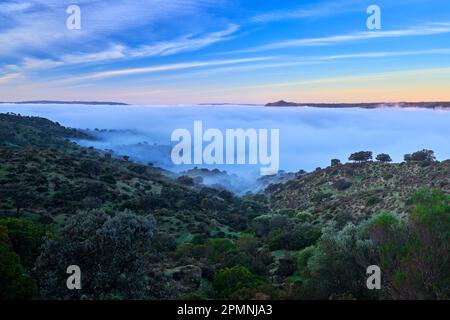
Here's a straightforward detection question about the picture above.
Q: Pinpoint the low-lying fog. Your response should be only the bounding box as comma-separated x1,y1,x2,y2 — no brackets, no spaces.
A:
1,104,449,192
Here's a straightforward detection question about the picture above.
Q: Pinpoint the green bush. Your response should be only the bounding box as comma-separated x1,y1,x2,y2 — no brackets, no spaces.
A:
365,196,381,207
0,225,38,299
213,266,265,298
0,218,49,269
35,210,156,299
371,190,449,299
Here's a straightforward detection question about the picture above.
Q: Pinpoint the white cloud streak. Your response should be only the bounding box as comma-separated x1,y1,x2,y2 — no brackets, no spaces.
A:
219,67,450,92
229,23,450,54
150,48,450,81
251,0,358,23
7,24,239,75
0,0,231,57
61,57,275,82
0,73,20,84
130,25,239,58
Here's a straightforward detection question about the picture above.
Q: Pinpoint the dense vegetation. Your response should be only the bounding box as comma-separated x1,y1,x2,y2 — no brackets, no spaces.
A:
0,113,448,300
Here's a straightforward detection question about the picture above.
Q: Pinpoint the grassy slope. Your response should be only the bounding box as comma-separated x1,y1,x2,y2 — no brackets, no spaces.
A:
267,161,450,221
0,113,243,243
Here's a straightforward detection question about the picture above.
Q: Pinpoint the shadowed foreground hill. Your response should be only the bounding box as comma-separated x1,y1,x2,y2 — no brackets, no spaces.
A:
0,113,246,241
266,161,450,221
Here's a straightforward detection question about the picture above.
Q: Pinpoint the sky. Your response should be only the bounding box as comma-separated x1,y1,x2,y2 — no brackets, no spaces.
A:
1,0,450,104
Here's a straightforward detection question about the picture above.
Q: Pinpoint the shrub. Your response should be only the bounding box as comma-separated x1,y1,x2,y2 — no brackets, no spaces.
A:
333,179,352,191
176,176,195,186
0,218,48,269
0,225,38,299
35,210,155,299
330,159,341,167
371,190,449,299
299,223,378,299
213,266,265,298
365,196,382,207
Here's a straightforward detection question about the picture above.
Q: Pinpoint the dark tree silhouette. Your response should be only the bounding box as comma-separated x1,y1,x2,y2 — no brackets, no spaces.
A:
349,151,373,163
0,184,36,216
404,149,436,162
331,159,341,167
376,153,392,163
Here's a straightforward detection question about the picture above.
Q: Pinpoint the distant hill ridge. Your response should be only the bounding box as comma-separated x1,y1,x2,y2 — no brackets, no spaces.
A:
0,100,128,105
266,100,450,109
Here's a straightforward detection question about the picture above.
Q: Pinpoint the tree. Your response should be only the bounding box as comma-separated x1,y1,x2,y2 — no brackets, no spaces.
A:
371,189,450,299
268,221,321,251
404,149,436,163
276,255,297,277
0,218,48,269
333,179,352,191
349,151,373,163
176,175,195,186
0,184,36,216
376,153,392,163
236,234,259,254
299,223,379,299
0,225,38,299
204,238,236,263
35,210,155,299
330,159,341,167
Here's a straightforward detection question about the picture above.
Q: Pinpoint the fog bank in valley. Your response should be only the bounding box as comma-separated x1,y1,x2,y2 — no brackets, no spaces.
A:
1,104,449,193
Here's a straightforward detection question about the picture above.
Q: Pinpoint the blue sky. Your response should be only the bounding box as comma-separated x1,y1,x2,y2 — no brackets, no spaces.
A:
1,0,450,104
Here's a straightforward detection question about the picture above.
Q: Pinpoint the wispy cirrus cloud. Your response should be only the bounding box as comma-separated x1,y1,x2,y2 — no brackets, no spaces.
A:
0,0,231,56
51,57,275,84
0,73,20,84
14,47,450,87
130,24,239,58
13,24,239,72
311,48,450,61
251,0,359,23
249,0,429,24
0,0,242,88
227,23,450,54
0,1,33,12
198,66,450,97
154,48,450,81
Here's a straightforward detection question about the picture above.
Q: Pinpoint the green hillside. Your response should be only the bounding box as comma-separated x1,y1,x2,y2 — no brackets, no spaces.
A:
0,113,448,300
